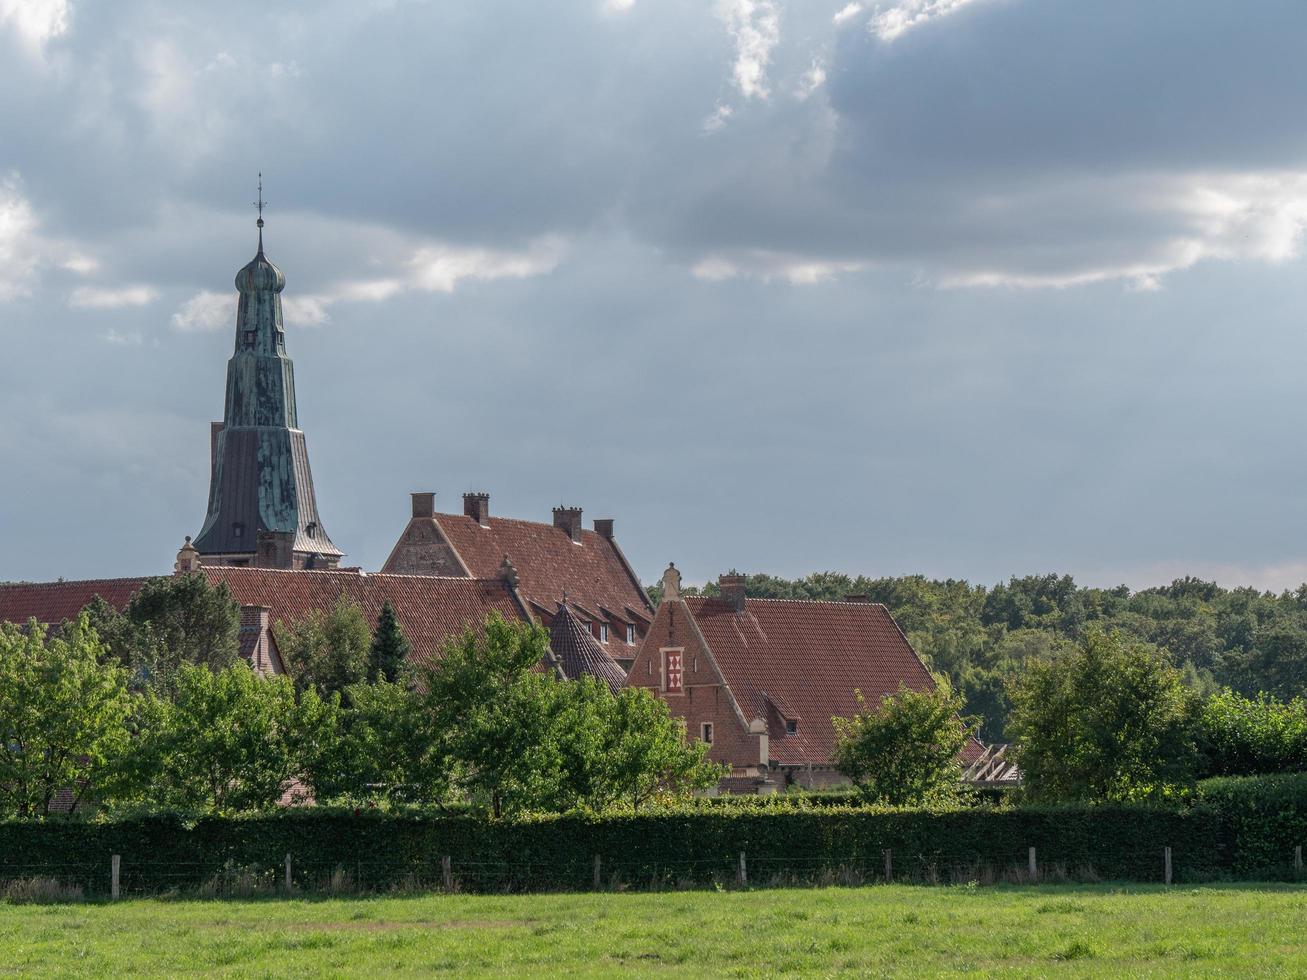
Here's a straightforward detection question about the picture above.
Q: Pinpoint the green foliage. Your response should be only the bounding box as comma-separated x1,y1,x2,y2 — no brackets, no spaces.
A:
0,616,132,817
304,680,428,803
648,570,1307,740
128,664,338,814
1196,772,1307,875
831,677,977,806
121,574,241,681
1196,690,1307,779
1009,629,1199,802
368,600,410,684
275,594,373,698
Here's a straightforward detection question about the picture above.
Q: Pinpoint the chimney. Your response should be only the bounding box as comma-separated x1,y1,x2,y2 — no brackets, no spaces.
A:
719,572,747,612
553,505,583,543
255,530,295,569
411,492,436,519
464,492,490,526
593,518,614,539
499,554,519,589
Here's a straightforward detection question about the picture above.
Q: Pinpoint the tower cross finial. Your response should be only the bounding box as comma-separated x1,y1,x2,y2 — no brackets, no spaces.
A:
253,172,267,253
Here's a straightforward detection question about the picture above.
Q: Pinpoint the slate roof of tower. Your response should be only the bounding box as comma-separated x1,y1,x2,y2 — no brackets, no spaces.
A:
547,602,627,692
682,596,985,766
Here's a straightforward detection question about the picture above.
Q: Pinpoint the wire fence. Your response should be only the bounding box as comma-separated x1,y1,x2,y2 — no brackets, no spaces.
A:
2,843,1303,900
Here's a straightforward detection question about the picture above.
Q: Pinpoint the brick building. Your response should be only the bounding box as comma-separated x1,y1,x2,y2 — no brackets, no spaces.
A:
627,565,983,792
381,492,655,669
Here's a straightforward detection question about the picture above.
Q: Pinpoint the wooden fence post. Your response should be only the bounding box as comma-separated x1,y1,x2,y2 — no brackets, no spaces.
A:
1295,845,1302,872
737,851,747,887
110,854,120,900
593,855,602,890
1164,846,1172,886
884,849,892,883
1028,847,1037,881
441,855,452,893
284,853,292,892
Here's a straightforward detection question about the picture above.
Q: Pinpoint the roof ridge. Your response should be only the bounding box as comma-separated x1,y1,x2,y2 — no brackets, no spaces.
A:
689,595,889,610
0,575,157,589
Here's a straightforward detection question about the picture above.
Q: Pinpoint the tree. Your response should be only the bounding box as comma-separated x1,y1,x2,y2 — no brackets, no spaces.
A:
418,615,562,816
831,677,977,806
594,685,725,810
0,616,132,817
1008,629,1199,802
276,594,372,699
368,601,411,683
133,663,337,813
1195,689,1307,778
304,679,428,803
121,573,241,681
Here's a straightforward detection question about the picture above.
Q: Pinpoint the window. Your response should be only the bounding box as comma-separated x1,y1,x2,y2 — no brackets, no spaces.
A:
232,521,244,539
785,720,798,736
276,330,285,346
598,622,609,643
664,649,683,694
244,331,255,346
626,624,636,644
701,722,714,744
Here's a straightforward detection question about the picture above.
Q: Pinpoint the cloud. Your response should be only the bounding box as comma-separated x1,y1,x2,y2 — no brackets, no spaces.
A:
833,3,863,25
869,0,984,41
716,0,781,100
407,236,566,293
692,250,865,284
0,0,70,52
171,290,229,332
103,329,144,346
0,179,38,301
63,254,99,275
795,59,826,100
602,0,636,12
69,285,159,309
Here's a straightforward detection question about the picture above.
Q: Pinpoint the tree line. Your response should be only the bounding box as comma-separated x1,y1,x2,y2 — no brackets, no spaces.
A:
0,575,723,819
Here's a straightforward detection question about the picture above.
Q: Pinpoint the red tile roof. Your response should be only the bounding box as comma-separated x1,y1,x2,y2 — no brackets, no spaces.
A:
683,596,983,767
0,577,153,626
432,513,653,656
201,567,528,669
547,603,626,692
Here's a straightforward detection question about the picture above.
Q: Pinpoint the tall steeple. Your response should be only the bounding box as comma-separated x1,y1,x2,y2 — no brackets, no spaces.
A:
192,179,343,569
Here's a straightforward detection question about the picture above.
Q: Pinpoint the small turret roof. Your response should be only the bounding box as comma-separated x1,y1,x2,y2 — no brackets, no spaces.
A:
548,602,627,693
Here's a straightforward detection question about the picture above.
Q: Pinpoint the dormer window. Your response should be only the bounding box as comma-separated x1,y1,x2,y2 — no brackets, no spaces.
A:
276,330,285,347
232,521,245,539
305,522,317,539
785,720,798,736
625,624,636,644
597,622,609,643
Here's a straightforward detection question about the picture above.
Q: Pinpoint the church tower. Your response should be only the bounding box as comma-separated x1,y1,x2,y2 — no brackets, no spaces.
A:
192,183,343,569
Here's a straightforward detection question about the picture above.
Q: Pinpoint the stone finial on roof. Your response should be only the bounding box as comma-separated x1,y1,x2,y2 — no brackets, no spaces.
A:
499,554,518,589
175,536,201,575
661,562,681,602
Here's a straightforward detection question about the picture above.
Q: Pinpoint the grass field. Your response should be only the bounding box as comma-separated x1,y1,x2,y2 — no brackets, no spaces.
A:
1,883,1305,977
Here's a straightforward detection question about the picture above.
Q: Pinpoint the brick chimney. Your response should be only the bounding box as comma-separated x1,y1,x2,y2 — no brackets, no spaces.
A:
719,572,746,612
592,518,614,539
464,492,490,526
553,506,583,543
255,530,295,569
411,492,435,519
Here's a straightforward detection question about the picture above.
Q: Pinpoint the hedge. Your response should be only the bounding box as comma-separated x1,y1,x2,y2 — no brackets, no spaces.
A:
0,775,1302,896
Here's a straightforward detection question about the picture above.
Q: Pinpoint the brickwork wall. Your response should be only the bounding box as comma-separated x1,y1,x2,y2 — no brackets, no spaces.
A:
383,519,466,576
627,600,761,775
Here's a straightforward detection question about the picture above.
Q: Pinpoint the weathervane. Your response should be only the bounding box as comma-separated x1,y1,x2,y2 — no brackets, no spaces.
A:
253,172,266,252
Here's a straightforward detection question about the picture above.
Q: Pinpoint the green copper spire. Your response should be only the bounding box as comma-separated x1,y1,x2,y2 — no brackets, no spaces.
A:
192,181,342,568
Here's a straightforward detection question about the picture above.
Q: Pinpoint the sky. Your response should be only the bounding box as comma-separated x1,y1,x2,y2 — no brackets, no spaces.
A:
3,0,1307,592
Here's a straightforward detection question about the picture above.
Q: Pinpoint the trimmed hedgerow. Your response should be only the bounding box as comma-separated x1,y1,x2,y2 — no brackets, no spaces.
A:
0,774,1301,895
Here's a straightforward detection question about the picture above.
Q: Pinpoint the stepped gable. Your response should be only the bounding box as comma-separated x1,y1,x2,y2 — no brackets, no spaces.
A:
0,577,154,626
683,594,983,766
547,602,627,692
200,567,528,669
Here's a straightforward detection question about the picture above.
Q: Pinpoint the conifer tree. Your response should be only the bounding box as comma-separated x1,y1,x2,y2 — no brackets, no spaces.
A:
369,600,411,683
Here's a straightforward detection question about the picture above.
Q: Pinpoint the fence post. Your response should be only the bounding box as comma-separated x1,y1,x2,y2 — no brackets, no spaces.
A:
593,855,602,890
284,853,292,892
1295,845,1302,872
884,849,892,884
111,854,120,900
1164,846,1172,886
737,851,747,887
1028,847,1037,881
441,855,452,893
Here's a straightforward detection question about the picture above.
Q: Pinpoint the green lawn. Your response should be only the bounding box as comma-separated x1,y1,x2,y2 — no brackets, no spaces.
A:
2,883,1305,977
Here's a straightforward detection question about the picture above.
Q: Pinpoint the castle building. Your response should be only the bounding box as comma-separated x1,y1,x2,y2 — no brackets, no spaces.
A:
191,206,341,570
382,492,654,668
